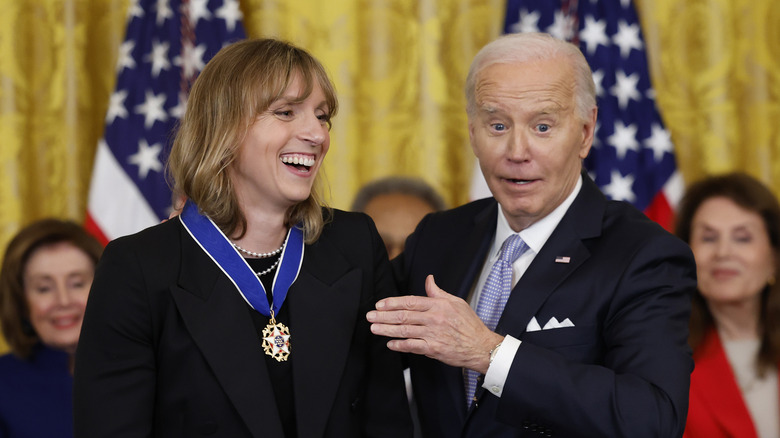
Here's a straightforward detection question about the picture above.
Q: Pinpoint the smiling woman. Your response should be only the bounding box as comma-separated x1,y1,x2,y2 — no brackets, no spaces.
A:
73,38,412,438
676,172,780,438
0,219,103,438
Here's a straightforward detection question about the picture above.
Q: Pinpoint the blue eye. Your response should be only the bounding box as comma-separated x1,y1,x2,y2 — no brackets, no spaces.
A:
492,123,506,131
537,124,550,132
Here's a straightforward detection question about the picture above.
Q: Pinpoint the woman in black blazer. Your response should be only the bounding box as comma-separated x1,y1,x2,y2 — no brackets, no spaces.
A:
73,38,412,438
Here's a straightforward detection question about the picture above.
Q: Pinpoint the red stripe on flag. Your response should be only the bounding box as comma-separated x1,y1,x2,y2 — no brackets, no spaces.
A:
643,192,674,233
84,213,109,247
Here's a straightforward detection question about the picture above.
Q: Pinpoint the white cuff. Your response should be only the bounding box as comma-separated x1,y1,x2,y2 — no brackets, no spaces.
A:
482,335,521,397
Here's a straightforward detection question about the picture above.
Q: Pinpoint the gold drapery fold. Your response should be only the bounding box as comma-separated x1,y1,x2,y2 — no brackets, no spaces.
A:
636,0,780,189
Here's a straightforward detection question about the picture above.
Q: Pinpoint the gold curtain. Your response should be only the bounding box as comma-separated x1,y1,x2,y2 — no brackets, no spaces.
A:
636,0,780,188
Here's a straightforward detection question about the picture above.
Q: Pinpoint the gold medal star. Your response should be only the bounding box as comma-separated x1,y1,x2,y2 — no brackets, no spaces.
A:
262,322,291,361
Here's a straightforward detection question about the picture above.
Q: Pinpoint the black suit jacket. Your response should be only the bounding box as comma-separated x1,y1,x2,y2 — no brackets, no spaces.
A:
394,174,696,437
74,210,412,437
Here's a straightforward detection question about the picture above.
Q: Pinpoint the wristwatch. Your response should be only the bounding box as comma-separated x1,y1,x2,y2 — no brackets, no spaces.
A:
489,341,503,364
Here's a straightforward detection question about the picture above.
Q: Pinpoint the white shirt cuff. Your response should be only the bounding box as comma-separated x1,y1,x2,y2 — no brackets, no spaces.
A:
482,335,521,397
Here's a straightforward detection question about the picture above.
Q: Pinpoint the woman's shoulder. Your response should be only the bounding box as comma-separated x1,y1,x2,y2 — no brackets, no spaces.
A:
0,345,67,376
321,208,375,237
0,351,24,372
314,208,382,253
103,218,183,256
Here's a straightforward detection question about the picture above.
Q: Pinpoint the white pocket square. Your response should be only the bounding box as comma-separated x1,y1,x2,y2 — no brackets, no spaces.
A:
526,316,575,332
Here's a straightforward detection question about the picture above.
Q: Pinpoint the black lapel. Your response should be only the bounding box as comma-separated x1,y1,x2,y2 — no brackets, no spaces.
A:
289,234,360,438
450,201,498,300
171,224,283,438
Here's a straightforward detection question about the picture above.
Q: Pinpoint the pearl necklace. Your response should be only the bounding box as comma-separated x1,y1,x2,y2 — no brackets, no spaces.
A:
255,256,281,277
232,241,285,258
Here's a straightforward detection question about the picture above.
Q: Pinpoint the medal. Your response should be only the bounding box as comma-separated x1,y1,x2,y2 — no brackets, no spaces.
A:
180,201,304,360
262,311,291,361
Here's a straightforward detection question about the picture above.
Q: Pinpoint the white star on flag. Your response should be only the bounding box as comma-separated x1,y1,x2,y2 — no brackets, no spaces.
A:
174,42,207,80
611,70,641,109
608,121,639,159
155,0,174,26
613,19,643,58
546,9,576,40
603,170,636,203
128,139,163,179
511,9,541,33
645,124,674,162
188,0,212,26
145,40,171,77
134,90,168,129
216,0,243,33
580,15,609,55
117,41,136,72
106,90,128,123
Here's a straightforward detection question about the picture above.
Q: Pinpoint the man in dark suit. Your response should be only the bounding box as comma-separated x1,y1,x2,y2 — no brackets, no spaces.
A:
367,32,696,437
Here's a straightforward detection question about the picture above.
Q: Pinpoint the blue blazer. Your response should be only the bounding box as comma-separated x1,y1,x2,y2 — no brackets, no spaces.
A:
0,345,73,438
394,173,696,437
74,210,412,437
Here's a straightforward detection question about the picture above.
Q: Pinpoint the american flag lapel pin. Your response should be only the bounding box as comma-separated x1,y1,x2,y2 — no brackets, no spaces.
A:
555,256,571,264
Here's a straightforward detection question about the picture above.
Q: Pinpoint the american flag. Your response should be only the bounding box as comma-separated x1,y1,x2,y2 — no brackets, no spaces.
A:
86,0,246,245
472,0,681,231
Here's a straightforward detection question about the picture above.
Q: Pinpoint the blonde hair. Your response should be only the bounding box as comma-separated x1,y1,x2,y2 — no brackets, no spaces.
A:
167,38,338,243
464,32,596,121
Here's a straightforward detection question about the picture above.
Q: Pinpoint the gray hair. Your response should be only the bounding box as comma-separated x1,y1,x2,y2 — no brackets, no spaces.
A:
464,32,596,121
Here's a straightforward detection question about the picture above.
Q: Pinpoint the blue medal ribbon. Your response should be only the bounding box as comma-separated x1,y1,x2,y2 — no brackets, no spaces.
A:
179,200,304,318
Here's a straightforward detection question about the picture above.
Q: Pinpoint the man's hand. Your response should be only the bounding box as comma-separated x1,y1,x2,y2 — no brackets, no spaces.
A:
367,274,504,374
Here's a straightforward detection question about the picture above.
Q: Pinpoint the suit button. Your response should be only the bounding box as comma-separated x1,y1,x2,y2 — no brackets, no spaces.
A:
522,421,531,429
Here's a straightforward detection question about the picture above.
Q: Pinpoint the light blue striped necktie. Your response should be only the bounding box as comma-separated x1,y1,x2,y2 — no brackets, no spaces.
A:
464,233,528,408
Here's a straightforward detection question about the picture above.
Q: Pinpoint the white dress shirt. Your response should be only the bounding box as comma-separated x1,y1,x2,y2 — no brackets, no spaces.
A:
472,176,583,397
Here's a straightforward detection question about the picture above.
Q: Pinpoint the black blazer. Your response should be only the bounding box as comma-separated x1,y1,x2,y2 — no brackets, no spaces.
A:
394,173,696,438
74,210,412,437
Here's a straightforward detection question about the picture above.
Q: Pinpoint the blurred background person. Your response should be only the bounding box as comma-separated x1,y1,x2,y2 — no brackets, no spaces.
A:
352,176,446,438
352,176,446,259
73,38,411,437
0,219,103,438
676,172,780,438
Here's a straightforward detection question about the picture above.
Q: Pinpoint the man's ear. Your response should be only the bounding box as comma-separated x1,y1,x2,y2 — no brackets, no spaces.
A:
579,107,598,159
468,121,479,157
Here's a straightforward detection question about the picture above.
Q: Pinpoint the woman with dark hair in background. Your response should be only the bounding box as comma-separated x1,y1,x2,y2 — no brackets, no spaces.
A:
676,172,780,438
73,38,411,437
0,219,103,437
